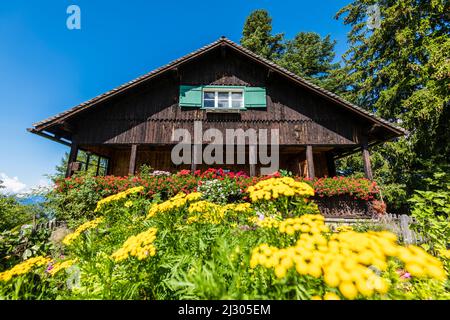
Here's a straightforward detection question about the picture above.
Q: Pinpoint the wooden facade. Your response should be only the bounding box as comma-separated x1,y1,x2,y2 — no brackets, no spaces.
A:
29,37,405,178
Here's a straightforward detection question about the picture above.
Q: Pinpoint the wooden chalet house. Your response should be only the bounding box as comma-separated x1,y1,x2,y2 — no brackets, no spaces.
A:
29,37,405,178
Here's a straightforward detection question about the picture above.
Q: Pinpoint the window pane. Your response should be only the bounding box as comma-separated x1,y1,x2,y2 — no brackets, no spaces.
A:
98,167,107,176
218,92,228,100
218,100,229,108
232,100,243,108
231,92,243,100
100,157,108,168
204,92,215,99
204,99,215,108
89,155,99,168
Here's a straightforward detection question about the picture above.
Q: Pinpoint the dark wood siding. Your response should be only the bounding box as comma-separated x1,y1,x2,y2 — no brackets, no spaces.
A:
71,47,368,146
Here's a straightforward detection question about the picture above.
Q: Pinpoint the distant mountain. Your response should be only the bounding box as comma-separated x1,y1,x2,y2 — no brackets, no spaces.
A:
17,195,46,205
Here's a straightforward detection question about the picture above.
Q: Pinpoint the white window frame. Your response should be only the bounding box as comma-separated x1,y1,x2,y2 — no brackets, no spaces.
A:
202,88,244,109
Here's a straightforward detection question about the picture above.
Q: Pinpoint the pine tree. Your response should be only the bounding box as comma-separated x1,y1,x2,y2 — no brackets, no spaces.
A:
241,9,284,60
278,32,340,88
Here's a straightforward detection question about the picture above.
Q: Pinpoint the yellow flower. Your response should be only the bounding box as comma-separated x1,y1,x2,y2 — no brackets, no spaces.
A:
247,178,314,202
311,295,322,300
274,265,287,279
335,225,353,233
339,281,358,300
124,200,133,208
148,192,203,218
324,272,340,287
249,225,447,299
95,186,144,212
0,256,51,282
111,227,157,262
48,259,77,276
62,217,103,246
323,292,341,300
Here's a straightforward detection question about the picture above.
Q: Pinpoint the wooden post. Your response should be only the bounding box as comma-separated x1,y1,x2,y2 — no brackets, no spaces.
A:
306,145,315,179
65,142,78,178
326,152,337,177
85,153,91,172
249,144,257,177
128,144,138,176
362,142,373,180
191,144,200,173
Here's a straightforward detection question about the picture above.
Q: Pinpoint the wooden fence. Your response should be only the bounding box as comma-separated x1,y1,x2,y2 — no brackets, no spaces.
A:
325,213,425,245
33,218,67,232
376,213,424,244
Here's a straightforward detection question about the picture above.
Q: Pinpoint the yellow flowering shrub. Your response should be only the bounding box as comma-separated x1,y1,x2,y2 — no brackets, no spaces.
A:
124,200,133,208
250,214,447,299
62,217,104,246
439,249,450,260
278,214,329,235
335,225,353,233
147,192,202,218
247,177,314,202
95,186,144,212
111,227,157,262
187,200,223,224
248,216,281,228
0,256,51,282
187,201,253,224
48,259,77,276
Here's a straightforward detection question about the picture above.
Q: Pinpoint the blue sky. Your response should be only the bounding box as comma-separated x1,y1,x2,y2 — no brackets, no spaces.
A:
0,0,351,193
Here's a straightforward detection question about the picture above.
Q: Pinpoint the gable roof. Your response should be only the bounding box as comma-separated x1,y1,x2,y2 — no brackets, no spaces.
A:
30,37,406,136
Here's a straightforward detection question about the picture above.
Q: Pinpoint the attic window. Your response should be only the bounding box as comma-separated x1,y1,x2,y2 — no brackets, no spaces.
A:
203,89,244,109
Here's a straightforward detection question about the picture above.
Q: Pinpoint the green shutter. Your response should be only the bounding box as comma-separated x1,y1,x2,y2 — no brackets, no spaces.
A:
179,85,202,107
244,87,267,108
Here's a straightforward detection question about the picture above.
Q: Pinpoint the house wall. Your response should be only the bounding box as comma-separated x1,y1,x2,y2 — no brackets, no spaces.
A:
70,46,370,147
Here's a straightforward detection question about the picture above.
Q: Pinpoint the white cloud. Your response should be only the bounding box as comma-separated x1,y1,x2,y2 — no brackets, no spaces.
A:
0,173,27,195
27,178,54,195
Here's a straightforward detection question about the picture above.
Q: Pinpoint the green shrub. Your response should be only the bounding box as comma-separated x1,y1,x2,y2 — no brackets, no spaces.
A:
409,172,450,255
0,195,34,231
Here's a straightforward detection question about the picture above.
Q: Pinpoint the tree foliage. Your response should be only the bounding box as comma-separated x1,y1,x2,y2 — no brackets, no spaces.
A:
241,9,284,60
241,9,343,91
278,32,341,89
241,4,449,212
0,195,33,231
335,0,450,212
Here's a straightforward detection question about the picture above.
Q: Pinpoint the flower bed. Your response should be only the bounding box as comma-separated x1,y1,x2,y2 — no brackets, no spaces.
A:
1,178,448,300
52,169,381,222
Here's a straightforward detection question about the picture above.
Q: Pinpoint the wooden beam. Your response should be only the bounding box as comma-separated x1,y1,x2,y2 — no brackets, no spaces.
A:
65,142,78,178
306,145,315,179
326,152,337,177
128,144,138,176
85,153,91,171
27,128,71,147
191,144,199,173
57,121,75,133
362,142,373,180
